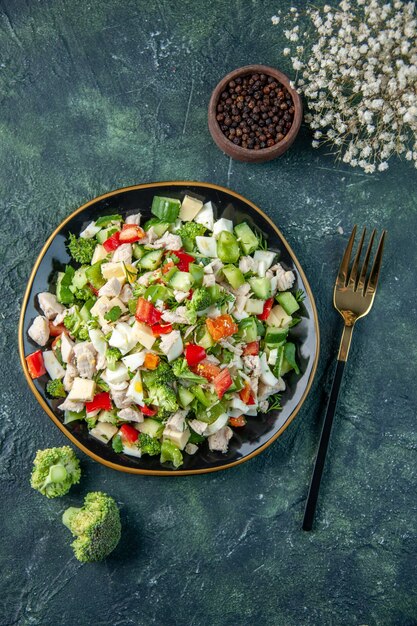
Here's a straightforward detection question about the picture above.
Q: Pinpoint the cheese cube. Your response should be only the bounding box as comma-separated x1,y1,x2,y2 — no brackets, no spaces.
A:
179,195,203,221
67,377,96,402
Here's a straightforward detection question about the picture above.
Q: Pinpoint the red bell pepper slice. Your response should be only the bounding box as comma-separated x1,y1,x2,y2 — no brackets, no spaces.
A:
139,405,157,416
239,382,252,404
103,231,121,252
152,323,173,336
26,350,46,379
257,297,274,321
119,224,145,243
185,344,207,367
243,341,260,356
213,368,233,399
86,392,112,414
247,393,256,406
119,423,139,443
229,415,246,428
135,297,162,325
172,249,194,272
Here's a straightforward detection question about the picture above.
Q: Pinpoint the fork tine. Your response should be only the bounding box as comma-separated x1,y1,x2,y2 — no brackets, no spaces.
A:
357,229,376,293
366,230,386,295
337,225,357,287
348,227,366,288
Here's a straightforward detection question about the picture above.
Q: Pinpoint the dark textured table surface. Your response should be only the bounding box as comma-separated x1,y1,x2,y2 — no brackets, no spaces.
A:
1,1,416,625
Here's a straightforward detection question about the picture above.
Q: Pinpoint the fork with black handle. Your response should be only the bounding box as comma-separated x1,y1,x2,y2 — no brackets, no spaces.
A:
302,226,386,531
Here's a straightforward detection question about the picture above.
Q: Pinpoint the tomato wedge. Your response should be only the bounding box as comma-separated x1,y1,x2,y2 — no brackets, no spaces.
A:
103,231,121,252
213,368,233,399
185,344,206,367
119,224,145,243
48,321,67,338
243,341,259,356
26,350,46,379
119,424,139,443
257,297,274,321
229,415,246,428
86,392,112,413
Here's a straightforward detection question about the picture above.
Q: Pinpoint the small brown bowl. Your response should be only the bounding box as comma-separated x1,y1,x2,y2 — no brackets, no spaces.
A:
208,64,302,163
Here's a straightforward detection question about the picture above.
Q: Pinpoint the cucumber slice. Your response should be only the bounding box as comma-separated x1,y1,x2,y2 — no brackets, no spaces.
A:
80,298,96,321
276,291,300,315
245,299,265,315
151,196,181,222
95,214,122,228
189,263,204,287
143,218,170,237
249,277,271,299
169,270,194,292
138,418,164,438
139,250,164,270
265,326,289,346
144,284,171,303
234,223,259,255
72,266,88,290
196,325,214,349
222,264,245,289
178,386,195,408
96,226,118,244
238,317,258,342
132,244,145,260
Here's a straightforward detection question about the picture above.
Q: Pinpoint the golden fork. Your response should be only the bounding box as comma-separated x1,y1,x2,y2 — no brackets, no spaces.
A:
303,226,386,531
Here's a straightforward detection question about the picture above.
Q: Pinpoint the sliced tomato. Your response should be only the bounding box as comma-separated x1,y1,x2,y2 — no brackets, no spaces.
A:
257,297,274,321
206,314,238,342
26,350,46,379
185,344,206,367
49,321,67,338
119,224,145,243
243,341,260,356
187,289,193,300
172,249,194,272
213,368,233,399
119,423,139,443
86,392,112,413
135,297,162,325
229,415,246,428
139,405,157,416
103,231,121,252
152,323,173,336
192,360,221,382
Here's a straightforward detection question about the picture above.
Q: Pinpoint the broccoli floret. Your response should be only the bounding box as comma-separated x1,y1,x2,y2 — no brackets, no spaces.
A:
146,386,178,413
68,233,96,264
171,358,206,382
64,306,89,341
138,433,161,456
62,492,121,562
73,286,94,302
46,379,66,398
177,222,207,251
106,347,122,371
30,446,81,498
142,361,176,388
112,434,124,453
187,287,211,312
85,416,98,429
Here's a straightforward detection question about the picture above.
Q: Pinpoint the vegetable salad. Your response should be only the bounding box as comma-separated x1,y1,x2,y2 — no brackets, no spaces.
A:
26,194,303,468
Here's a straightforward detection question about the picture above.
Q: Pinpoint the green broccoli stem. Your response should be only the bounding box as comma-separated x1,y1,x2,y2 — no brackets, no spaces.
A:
42,464,68,490
62,506,81,530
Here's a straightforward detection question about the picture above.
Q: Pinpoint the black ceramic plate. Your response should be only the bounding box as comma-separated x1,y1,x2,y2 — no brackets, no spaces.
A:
19,182,319,475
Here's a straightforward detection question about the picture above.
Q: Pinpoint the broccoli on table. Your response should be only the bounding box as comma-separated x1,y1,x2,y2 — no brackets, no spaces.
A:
46,379,66,398
30,446,81,498
138,433,161,456
62,492,121,562
177,221,207,251
187,287,211,312
67,233,96,264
